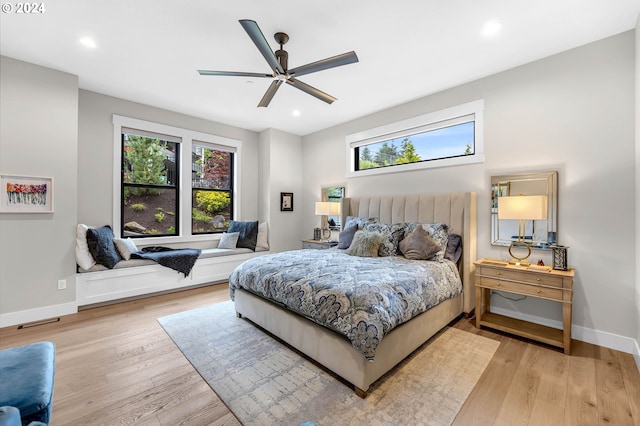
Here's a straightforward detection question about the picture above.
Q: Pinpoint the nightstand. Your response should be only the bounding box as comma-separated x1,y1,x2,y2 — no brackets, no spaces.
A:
302,239,337,250
474,258,575,354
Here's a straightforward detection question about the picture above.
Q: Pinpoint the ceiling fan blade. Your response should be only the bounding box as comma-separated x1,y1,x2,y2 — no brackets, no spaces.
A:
239,19,285,75
198,70,273,78
286,78,337,104
258,80,283,108
288,51,358,78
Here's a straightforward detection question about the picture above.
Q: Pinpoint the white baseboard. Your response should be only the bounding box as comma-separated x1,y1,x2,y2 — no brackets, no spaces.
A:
491,306,640,357
0,301,78,329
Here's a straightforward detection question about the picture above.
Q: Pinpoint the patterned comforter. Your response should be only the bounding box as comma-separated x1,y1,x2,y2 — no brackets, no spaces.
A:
229,249,462,360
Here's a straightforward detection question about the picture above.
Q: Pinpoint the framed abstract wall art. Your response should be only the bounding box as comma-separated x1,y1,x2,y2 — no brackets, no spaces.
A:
0,175,54,213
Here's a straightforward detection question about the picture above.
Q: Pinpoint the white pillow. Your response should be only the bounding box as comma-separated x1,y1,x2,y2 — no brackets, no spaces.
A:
218,232,240,249
255,222,269,252
75,224,96,270
114,237,138,260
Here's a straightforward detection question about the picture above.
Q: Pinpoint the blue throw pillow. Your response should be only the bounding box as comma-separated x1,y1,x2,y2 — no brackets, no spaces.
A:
86,225,121,269
337,224,358,249
228,221,259,251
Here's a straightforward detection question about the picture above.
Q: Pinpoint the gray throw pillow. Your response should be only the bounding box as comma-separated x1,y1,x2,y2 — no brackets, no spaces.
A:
445,233,463,263
345,230,384,257
218,232,240,249
337,224,358,249
399,225,442,260
228,220,259,250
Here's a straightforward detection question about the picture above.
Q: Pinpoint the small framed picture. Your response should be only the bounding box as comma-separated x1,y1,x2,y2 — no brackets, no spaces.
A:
0,175,54,213
280,192,293,211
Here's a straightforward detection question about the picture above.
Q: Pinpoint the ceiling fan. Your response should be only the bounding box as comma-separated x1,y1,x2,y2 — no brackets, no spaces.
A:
198,19,359,107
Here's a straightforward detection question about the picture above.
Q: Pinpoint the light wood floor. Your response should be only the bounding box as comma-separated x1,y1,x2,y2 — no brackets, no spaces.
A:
1,283,638,425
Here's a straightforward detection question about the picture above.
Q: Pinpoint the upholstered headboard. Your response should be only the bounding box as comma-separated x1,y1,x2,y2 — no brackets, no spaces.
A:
340,192,477,314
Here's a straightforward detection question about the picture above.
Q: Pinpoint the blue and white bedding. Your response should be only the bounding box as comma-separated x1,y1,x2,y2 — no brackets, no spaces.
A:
229,249,462,360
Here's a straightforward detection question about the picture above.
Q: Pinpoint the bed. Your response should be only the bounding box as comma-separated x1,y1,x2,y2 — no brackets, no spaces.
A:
230,192,477,397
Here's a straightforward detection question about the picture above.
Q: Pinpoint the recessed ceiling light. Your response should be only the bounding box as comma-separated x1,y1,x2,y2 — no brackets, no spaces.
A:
292,110,301,117
78,37,97,49
482,21,502,38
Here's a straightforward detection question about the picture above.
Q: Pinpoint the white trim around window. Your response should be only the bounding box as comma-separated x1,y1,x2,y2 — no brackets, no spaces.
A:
345,100,485,177
112,115,242,244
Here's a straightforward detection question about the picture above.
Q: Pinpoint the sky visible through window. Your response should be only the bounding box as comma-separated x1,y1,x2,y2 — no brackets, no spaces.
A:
357,121,474,170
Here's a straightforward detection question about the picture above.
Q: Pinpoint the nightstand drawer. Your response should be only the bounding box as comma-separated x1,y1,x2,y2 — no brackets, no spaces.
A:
478,276,564,300
477,266,564,288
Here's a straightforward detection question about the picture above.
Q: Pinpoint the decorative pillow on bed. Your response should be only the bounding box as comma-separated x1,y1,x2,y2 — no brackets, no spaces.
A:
228,220,259,250
337,224,358,249
363,222,406,256
404,222,449,261
75,224,96,270
399,225,442,260
345,230,385,257
86,225,122,269
445,233,463,263
114,237,138,260
255,222,269,251
344,216,378,230
218,232,240,249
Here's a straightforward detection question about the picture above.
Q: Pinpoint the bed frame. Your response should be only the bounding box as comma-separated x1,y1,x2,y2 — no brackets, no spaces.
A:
234,192,477,397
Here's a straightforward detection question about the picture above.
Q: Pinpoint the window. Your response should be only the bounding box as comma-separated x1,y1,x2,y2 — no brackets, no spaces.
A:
113,115,241,242
121,129,180,237
191,142,233,234
346,100,484,177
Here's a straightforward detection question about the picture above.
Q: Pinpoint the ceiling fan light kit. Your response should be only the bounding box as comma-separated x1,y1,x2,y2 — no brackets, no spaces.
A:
198,19,358,108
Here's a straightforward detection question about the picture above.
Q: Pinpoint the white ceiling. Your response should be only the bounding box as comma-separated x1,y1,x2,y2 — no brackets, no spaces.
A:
1,1,638,136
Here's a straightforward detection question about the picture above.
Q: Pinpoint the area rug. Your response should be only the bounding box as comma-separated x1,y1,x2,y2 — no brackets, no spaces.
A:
158,301,499,426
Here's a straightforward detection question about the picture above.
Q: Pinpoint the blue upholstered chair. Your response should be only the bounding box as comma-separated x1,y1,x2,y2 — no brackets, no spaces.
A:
0,342,55,426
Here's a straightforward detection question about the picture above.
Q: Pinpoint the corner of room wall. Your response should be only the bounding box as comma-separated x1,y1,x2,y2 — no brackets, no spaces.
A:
634,15,640,367
258,128,303,252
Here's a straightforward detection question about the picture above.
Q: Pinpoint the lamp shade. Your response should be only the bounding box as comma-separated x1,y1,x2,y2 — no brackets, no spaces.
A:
315,201,341,216
498,195,548,220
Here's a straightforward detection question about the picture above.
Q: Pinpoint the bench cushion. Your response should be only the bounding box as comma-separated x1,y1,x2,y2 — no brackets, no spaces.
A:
0,342,55,425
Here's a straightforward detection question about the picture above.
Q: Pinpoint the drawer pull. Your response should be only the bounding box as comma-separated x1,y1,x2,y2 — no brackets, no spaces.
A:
536,278,542,281
537,290,542,294
496,272,502,275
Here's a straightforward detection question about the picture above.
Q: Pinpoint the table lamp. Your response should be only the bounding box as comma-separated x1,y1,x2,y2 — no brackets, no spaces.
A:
315,201,341,241
498,195,548,266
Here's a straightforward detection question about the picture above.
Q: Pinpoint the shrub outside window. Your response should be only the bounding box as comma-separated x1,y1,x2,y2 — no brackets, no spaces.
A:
191,142,233,234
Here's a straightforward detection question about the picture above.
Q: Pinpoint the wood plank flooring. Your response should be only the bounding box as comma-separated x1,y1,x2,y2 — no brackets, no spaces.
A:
1,283,638,425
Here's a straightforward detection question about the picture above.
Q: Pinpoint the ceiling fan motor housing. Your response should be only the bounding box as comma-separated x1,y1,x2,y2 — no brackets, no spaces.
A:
275,49,288,72
274,32,289,72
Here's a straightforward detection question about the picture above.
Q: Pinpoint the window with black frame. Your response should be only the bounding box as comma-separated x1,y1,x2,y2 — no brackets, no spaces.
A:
121,129,180,237
191,142,234,234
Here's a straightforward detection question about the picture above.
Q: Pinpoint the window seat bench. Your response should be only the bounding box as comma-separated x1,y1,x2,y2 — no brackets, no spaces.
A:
76,248,268,308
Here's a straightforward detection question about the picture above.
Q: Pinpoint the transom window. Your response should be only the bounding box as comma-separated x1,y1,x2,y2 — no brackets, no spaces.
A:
113,115,241,242
346,100,484,177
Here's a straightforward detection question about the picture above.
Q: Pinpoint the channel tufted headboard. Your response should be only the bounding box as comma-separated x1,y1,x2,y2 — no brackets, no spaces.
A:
340,192,477,314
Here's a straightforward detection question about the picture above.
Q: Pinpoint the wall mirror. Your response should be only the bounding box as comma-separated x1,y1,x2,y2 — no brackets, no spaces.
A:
491,171,558,249
321,186,344,230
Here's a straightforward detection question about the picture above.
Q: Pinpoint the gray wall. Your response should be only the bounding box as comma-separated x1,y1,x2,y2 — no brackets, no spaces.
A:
0,57,79,316
302,31,637,343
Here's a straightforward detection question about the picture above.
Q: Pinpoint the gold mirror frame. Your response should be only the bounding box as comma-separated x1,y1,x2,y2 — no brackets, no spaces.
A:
491,171,558,249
